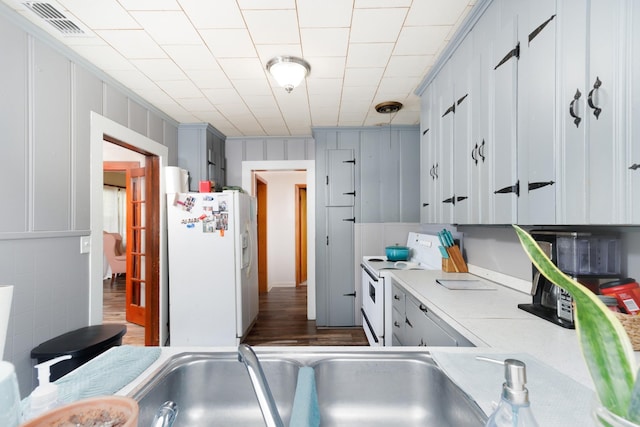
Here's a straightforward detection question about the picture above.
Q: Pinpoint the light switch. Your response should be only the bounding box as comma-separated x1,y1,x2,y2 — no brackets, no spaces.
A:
80,236,91,254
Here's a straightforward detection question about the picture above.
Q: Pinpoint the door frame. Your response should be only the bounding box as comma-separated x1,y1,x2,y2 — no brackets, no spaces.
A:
90,112,169,345
242,160,316,320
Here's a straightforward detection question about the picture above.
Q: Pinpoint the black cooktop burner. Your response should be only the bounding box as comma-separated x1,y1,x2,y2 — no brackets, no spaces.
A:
368,258,385,262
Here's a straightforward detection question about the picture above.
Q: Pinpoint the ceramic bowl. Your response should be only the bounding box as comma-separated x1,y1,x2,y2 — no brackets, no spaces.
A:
21,396,138,427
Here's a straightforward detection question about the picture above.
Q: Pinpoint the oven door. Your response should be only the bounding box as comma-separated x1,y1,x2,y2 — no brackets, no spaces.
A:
361,265,384,346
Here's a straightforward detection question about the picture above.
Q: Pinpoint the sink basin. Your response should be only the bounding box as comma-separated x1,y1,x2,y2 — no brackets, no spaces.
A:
130,351,486,427
312,355,486,427
132,353,301,426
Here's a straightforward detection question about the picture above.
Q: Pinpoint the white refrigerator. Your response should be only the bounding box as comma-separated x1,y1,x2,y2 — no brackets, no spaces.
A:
167,190,258,346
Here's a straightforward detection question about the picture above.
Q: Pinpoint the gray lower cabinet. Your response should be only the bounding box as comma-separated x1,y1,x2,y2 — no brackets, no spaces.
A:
391,282,474,347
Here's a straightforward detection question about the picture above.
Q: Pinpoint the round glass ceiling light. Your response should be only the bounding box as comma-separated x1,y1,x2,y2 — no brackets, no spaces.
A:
266,56,311,93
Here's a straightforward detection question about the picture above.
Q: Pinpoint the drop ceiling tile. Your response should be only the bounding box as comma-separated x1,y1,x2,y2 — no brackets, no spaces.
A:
309,93,342,109
176,97,215,111
394,25,452,56
130,11,201,44
301,28,349,57
97,30,166,59
306,78,342,96
199,29,257,58
106,69,159,90
339,110,367,122
304,57,346,78
155,79,203,98
244,96,280,110
202,88,245,105
297,0,353,28
350,8,408,43
232,79,273,97
354,0,412,8
341,85,376,101
163,45,220,70
218,58,265,79
405,0,471,26
243,10,300,44
118,0,180,10
178,0,244,29
130,58,187,80
237,0,295,10
70,44,133,70
57,0,140,29
343,67,384,87
255,45,303,65
346,43,394,68
184,69,234,89
376,75,420,96
385,55,434,77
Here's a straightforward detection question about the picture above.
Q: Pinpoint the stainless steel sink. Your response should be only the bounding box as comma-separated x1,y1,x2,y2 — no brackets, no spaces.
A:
130,351,487,427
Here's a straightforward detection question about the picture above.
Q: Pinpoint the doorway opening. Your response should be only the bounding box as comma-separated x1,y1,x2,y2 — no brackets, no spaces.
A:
90,112,168,346
295,184,307,287
242,160,316,320
256,176,268,294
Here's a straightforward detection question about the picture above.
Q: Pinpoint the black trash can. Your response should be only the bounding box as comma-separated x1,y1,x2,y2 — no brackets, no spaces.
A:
31,324,127,381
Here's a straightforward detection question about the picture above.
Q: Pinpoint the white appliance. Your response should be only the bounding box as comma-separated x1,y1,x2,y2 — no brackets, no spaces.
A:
360,232,453,346
167,190,258,346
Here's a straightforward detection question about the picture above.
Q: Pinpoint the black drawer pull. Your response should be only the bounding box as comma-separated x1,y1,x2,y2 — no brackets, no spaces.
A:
570,89,582,128
587,77,602,119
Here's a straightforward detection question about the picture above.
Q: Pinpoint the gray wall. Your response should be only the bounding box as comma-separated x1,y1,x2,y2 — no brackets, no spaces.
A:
0,7,178,396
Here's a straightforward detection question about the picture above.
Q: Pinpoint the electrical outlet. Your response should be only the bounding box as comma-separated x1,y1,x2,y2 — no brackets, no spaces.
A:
80,236,91,254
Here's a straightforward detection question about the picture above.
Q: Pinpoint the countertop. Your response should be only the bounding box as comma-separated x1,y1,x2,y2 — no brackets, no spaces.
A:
387,269,594,388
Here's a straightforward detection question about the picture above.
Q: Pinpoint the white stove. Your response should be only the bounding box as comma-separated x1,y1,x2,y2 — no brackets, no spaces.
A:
360,232,451,346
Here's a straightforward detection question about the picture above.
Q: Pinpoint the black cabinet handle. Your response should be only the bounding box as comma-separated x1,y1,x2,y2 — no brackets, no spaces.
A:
471,143,478,165
479,139,486,162
457,93,469,105
422,128,430,136
630,164,640,171
528,181,555,192
435,163,439,179
342,217,355,222
587,77,602,119
570,89,582,128
457,196,468,202
422,202,429,207
442,102,456,117
342,159,356,164
495,181,520,197
443,196,456,205
342,191,356,197
419,304,428,313
394,321,401,328
394,294,401,300
405,317,413,328
430,165,435,180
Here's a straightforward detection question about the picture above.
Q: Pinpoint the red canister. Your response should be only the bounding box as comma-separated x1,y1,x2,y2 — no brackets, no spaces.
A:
600,278,640,315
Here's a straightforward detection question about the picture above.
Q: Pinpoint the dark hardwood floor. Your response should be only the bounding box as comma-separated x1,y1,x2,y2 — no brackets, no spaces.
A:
103,275,145,346
104,279,369,347
243,286,369,346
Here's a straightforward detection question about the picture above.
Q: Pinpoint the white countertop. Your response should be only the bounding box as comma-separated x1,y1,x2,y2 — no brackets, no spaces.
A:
388,269,594,388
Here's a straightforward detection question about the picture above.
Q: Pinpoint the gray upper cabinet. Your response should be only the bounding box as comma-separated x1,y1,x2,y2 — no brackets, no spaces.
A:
517,0,557,225
178,123,226,191
559,0,628,224
630,2,640,224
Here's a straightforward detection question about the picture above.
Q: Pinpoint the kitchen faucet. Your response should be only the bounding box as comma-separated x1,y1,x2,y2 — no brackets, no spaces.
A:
238,344,285,427
150,401,178,427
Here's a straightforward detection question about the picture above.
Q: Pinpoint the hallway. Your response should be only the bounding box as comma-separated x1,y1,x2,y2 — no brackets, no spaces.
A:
242,286,368,346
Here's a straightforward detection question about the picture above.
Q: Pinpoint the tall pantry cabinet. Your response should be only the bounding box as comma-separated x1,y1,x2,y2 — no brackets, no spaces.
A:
419,0,637,225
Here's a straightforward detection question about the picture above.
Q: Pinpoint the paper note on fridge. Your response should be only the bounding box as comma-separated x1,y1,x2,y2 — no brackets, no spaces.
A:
436,279,496,290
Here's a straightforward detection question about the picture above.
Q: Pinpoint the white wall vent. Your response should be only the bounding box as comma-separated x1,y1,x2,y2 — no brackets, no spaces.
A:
23,2,85,35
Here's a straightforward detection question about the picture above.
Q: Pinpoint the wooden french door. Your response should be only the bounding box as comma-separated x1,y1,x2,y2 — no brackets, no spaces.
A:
103,142,160,346
126,167,146,326
295,184,307,286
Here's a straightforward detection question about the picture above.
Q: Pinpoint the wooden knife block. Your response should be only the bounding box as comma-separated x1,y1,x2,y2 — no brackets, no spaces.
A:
442,245,469,273
442,257,457,272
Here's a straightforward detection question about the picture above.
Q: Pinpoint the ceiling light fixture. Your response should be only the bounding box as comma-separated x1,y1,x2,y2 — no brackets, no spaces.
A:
266,56,311,93
375,101,403,114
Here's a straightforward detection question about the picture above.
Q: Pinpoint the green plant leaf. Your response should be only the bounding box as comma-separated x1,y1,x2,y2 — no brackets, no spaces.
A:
513,225,636,418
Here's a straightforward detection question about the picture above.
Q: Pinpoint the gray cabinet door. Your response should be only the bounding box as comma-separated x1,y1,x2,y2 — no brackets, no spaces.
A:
491,7,519,224
517,2,557,225
327,149,355,207
406,299,458,347
436,62,455,224
326,206,355,326
420,89,437,223
630,1,640,224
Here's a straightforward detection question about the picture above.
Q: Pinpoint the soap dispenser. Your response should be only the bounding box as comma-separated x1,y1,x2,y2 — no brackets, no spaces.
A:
24,355,72,421
480,357,539,427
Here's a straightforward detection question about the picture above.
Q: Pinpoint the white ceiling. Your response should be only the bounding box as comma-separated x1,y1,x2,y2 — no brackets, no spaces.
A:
4,0,476,137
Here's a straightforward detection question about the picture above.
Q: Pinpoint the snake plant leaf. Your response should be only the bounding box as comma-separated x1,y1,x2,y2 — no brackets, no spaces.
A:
628,374,640,422
513,225,636,418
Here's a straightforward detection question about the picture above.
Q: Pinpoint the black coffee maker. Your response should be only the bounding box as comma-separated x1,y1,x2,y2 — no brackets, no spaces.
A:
518,231,621,329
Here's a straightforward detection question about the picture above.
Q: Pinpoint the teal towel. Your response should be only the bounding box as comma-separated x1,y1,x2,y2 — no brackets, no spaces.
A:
289,367,321,427
55,345,161,402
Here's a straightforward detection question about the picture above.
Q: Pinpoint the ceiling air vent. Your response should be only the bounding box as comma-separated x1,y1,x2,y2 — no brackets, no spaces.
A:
23,2,84,35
